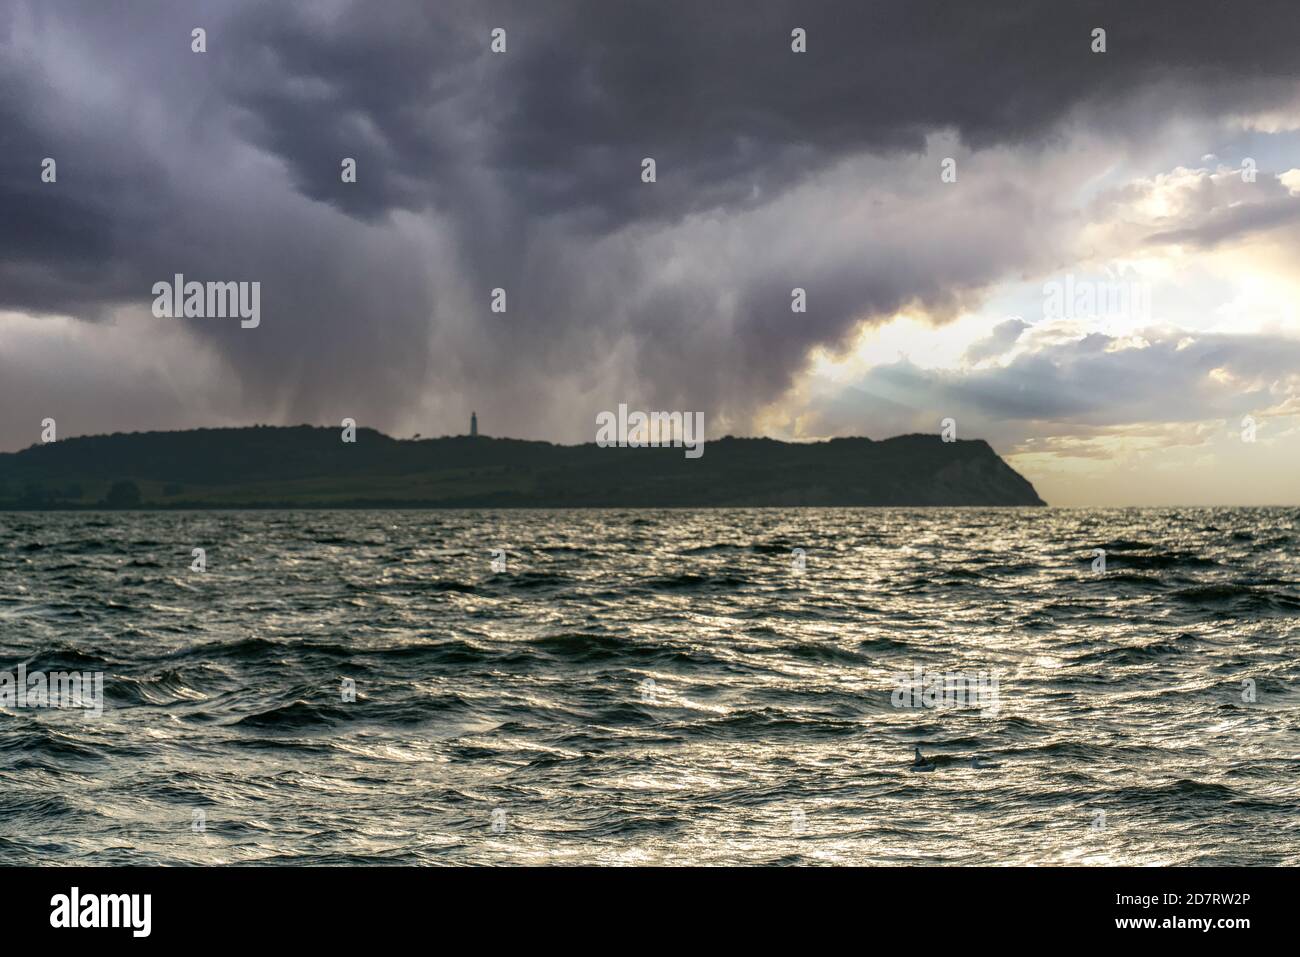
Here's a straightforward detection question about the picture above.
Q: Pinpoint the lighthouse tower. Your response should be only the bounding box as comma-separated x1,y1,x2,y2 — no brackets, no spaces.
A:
470,411,478,437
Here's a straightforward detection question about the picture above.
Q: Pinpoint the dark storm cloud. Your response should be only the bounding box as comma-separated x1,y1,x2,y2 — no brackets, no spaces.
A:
3,0,1300,449
215,0,1300,227
0,61,172,316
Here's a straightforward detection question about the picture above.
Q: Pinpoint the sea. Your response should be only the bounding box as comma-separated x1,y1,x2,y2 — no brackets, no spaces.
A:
0,507,1297,865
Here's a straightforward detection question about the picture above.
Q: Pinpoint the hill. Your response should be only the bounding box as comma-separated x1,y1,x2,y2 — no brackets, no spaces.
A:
0,426,1046,508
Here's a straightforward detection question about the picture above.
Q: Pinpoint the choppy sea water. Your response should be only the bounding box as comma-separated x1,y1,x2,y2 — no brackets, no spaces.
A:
0,507,1297,866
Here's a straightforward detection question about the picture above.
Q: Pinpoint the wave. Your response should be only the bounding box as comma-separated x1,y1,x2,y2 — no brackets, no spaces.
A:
644,573,749,590
1174,584,1300,611
233,699,354,730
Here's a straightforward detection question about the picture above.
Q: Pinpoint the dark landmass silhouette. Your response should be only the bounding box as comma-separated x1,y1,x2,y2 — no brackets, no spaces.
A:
0,426,1046,508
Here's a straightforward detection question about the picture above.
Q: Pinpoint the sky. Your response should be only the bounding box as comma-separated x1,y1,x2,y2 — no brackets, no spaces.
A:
2,0,1299,505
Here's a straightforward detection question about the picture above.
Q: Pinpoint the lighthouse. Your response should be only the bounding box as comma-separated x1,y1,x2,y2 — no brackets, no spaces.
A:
470,411,478,437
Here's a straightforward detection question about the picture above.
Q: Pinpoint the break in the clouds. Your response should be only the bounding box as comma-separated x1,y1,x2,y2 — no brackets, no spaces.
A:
2,0,1300,503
